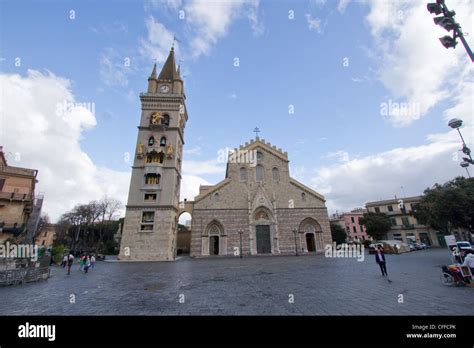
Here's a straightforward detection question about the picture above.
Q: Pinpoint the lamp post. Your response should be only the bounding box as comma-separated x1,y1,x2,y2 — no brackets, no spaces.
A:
427,0,474,62
293,229,299,256
448,118,473,178
238,229,243,258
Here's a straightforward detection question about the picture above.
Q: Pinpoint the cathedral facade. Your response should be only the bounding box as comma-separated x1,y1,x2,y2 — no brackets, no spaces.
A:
118,48,332,261
188,138,333,257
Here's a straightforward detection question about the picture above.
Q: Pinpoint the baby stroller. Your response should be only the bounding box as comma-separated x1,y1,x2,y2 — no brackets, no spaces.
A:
440,265,469,286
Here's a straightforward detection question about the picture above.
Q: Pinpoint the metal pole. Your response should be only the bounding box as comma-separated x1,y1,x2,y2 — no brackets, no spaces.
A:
456,26,474,62
465,167,471,178
440,1,474,62
457,128,474,162
239,230,243,258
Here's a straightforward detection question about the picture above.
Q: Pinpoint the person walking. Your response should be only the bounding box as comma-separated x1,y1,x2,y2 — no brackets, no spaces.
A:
83,255,91,274
67,252,74,275
462,250,474,275
61,255,68,268
90,254,96,270
375,246,388,277
79,255,85,271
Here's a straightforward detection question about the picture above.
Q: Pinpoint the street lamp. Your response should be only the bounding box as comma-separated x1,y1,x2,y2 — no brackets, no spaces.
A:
426,0,474,62
292,229,299,256
238,229,243,258
449,118,473,178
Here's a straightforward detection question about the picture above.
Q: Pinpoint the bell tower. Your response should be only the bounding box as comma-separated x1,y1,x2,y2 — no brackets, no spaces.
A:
118,47,187,261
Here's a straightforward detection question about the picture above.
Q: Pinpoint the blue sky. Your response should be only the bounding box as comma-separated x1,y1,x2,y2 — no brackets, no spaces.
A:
1,0,473,221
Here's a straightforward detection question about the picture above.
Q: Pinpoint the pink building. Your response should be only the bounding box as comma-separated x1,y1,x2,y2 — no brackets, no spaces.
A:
331,208,371,243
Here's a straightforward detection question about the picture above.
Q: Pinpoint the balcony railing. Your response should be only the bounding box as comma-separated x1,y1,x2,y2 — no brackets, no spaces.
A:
0,165,37,177
0,192,33,201
401,224,415,230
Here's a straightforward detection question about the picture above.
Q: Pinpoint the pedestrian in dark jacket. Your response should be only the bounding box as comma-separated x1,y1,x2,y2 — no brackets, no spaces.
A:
375,246,388,277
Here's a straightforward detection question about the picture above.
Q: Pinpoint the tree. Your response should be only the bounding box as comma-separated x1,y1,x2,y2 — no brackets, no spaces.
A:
360,212,391,241
414,177,474,234
56,197,123,253
330,223,347,244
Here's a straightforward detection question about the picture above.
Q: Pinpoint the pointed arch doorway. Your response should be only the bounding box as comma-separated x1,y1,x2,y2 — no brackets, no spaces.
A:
209,235,220,255
306,233,316,252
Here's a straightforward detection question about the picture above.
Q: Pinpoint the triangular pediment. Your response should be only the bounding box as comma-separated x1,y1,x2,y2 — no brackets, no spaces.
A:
251,184,274,212
237,138,288,163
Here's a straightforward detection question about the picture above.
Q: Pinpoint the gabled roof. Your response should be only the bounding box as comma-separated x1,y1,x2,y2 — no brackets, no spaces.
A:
194,178,231,202
289,178,326,202
236,137,289,162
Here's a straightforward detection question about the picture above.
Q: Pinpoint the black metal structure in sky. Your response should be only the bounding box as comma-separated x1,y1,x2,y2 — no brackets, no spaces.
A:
427,0,474,62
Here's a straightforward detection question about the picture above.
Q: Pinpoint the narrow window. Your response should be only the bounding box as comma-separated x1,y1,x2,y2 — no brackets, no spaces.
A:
240,167,247,182
272,167,280,182
162,114,170,126
256,165,264,182
144,193,157,202
160,137,166,147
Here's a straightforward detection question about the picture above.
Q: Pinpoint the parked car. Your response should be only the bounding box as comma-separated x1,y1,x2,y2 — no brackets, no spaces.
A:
408,244,416,252
456,241,473,252
419,243,428,249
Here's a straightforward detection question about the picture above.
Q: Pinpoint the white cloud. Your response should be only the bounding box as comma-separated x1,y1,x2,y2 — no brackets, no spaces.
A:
311,129,472,214
184,0,262,58
99,47,130,87
184,146,202,156
305,13,322,33
337,0,351,13
0,70,131,222
305,0,474,213
139,16,176,63
147,0,182,10
180,174,211,201
365,0,474,127
326,150,350,162
182,159,225,176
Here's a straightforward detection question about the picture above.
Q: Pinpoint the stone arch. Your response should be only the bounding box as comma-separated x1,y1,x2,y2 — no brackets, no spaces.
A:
298,218,324,253
205,220,224,236
251,206,277,255
202,220,227,256
253,206,274,223
177,211,192,255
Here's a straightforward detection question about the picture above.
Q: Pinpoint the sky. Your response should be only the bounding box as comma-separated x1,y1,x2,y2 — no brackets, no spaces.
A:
0,0,473,222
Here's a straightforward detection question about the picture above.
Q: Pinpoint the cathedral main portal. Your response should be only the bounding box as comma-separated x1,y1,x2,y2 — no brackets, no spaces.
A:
256,225,271,254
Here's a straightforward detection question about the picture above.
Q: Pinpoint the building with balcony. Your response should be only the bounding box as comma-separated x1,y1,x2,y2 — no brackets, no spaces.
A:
330,208,371,242
34,223,57,248
0,147,39,243
365,196,442,247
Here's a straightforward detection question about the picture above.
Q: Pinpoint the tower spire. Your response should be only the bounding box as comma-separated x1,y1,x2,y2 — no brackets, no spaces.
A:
158,46,178,80
149,63,157,80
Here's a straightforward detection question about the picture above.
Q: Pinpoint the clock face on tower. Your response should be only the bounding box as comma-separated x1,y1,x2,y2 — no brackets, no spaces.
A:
160,85,170,93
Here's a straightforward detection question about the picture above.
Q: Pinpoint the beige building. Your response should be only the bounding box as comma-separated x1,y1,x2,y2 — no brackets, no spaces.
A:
118,48,332,261
0,147,38,243
35,223,56,248
365,196,442,247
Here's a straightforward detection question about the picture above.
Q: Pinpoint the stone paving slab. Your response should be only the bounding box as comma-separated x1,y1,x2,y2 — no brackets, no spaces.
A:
0,249,472,315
